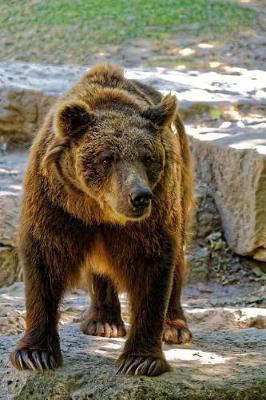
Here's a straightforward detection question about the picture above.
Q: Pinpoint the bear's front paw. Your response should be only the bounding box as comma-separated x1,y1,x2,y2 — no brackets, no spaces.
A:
80,319,126,338
10,348,62,371
163,322,192,344
116,354,171,376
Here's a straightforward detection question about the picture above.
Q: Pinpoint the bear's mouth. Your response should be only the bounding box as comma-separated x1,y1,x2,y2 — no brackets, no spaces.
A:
104,197,152,223
125,203,152,221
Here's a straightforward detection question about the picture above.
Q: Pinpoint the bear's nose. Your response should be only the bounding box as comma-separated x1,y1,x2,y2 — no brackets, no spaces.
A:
130,187,153,209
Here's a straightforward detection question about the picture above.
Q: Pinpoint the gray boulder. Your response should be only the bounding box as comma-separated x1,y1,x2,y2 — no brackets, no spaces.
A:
190,124,266,261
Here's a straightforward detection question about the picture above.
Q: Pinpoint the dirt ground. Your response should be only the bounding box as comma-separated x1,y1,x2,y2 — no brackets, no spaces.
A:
79,0,266,72
0,1,265,72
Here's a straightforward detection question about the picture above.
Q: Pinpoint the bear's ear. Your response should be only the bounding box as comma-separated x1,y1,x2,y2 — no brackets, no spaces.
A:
54,100,96,138
140,94,177,127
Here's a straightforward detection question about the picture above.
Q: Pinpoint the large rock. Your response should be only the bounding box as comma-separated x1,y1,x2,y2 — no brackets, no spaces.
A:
0,64,83,143
0,247,21,287
0,283,265,400
190,124,266,261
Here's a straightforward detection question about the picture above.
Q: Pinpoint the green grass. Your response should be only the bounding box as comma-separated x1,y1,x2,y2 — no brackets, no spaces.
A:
0,0,257,64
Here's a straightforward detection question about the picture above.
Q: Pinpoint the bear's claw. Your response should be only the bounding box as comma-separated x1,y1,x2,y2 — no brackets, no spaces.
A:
10,349,61,371
116,355,171,376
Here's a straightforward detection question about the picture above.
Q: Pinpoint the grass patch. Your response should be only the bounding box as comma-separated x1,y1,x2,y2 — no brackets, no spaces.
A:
0,0,257,64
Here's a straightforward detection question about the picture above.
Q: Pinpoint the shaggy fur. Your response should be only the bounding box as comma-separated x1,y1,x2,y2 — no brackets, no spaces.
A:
10,64,194,376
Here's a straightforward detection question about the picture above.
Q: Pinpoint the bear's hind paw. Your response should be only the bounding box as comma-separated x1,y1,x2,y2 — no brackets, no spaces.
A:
80,320,126,338
163,323,192,344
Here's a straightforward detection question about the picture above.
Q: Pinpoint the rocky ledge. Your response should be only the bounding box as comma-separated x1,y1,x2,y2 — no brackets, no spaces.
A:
0,283,265,400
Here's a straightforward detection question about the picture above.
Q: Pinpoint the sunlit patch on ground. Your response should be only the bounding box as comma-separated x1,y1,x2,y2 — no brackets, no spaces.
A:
164,348,231,364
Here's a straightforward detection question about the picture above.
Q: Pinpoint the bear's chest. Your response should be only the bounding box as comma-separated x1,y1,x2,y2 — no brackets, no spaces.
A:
84,233,126,290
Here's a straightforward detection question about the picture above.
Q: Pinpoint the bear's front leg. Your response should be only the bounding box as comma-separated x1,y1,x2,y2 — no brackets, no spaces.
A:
116,235,174,377
9,233,69,371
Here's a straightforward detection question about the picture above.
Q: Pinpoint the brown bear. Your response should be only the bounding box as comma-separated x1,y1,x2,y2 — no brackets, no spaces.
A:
10,64,194,376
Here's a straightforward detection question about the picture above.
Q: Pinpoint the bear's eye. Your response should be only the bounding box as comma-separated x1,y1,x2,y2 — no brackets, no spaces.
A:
143,155,154,167
102,155,114,167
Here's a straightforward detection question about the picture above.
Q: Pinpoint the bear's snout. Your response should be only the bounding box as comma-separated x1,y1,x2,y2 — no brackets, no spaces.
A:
129,186,153,210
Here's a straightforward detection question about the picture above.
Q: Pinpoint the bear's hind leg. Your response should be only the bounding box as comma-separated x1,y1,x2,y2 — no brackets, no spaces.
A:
163,259,192,345
80,274,126,338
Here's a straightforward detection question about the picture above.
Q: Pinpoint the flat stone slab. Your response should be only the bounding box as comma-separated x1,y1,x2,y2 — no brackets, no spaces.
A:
1,62,265,104
0,283,265,400
1,62,266,142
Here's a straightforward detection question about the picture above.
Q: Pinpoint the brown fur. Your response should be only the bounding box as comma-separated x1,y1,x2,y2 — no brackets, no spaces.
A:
10,64,194,376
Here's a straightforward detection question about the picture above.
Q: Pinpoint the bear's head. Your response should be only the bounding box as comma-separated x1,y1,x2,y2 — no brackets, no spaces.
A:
44,92,177,224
